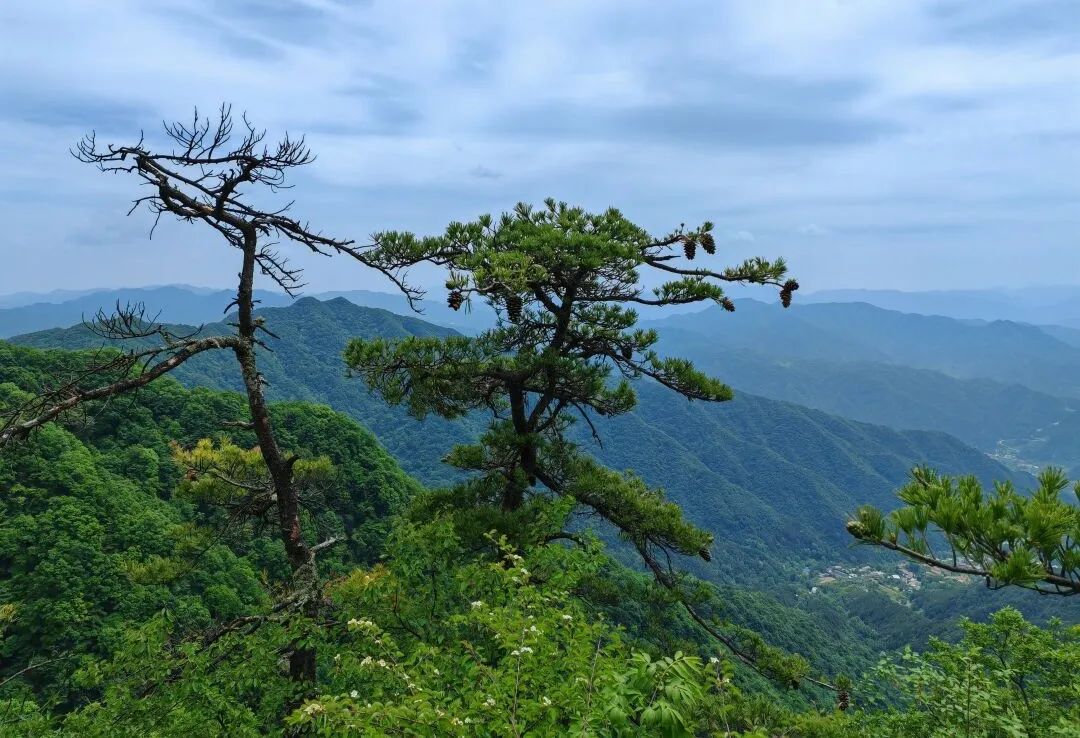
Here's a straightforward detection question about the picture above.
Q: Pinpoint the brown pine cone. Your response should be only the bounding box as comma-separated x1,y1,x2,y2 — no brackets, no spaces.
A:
505,291,523,322
779,279,799,308
837,690,850,712
683,238,697,261
721,297,735,312
700,232,716,254
447,290,464,311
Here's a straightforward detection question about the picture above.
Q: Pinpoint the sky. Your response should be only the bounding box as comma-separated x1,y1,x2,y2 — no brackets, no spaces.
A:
1,0,1078,296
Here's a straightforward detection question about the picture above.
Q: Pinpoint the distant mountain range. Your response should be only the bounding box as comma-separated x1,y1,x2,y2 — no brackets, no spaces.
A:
7,284,1079,474
0,283,735,338
0,286,293,338
646,299,1080,398
802,285,1080,328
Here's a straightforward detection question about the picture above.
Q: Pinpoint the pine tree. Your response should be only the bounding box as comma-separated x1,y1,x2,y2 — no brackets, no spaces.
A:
347,199,805,677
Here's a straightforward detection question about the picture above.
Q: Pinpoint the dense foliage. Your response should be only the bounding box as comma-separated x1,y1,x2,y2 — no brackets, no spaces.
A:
0,342,418,709
849,466,1080,595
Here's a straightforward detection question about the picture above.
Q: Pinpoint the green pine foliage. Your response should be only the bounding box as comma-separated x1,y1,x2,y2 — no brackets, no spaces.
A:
849,466,1080,596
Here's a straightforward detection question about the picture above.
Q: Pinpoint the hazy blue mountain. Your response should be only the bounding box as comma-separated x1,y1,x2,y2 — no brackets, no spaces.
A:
0,285,293,338
645,299,1080,398
802,286,1080,328
0,287,104,308
1038,323,1080,348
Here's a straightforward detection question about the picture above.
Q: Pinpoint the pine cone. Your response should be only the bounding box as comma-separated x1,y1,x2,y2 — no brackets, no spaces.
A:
683,238,697,261
721,297,735,312
505,291,523,323
700,232,716,254
779,279,799,308
621,345,632,360
837,689,850,712
447,290,464,311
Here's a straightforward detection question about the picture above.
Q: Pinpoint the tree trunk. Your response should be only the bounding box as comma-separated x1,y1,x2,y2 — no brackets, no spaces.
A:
234,238,317,682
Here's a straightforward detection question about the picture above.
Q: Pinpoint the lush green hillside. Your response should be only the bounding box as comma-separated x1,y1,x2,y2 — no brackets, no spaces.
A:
4,313,1076,734
0,342,421,700
650,338,1074,453
590,382,1032,580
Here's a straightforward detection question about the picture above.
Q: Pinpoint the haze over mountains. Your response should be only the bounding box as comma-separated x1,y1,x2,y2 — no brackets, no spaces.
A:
802,285,1080,329
8,284,1080,478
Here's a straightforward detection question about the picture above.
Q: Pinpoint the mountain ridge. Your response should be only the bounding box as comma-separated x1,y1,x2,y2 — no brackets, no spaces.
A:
8,296,1031,582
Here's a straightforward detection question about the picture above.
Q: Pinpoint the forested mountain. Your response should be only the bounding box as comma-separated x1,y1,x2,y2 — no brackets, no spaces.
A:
10,297,1032,581
597,382,1030,575
0,341,847,700
13,298,471,486
645,299,1080,398
4,288,1077,733
650,337,1074,453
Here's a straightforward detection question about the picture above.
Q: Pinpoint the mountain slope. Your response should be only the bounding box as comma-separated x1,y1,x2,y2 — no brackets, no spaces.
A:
649,341,1074,453
12,298,1029,579
646,299,1080,398
12,297,473,486
589,382,1030,581
0,342,422,685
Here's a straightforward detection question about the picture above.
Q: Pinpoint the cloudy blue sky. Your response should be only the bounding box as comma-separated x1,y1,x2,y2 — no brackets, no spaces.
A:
1,0,1078,295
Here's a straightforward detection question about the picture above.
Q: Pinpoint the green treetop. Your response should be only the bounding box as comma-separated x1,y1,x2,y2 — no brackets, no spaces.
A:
346,200,806,681
347,199,795,565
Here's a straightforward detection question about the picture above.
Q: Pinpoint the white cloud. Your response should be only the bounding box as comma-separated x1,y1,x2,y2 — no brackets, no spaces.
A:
0,0,1078,292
